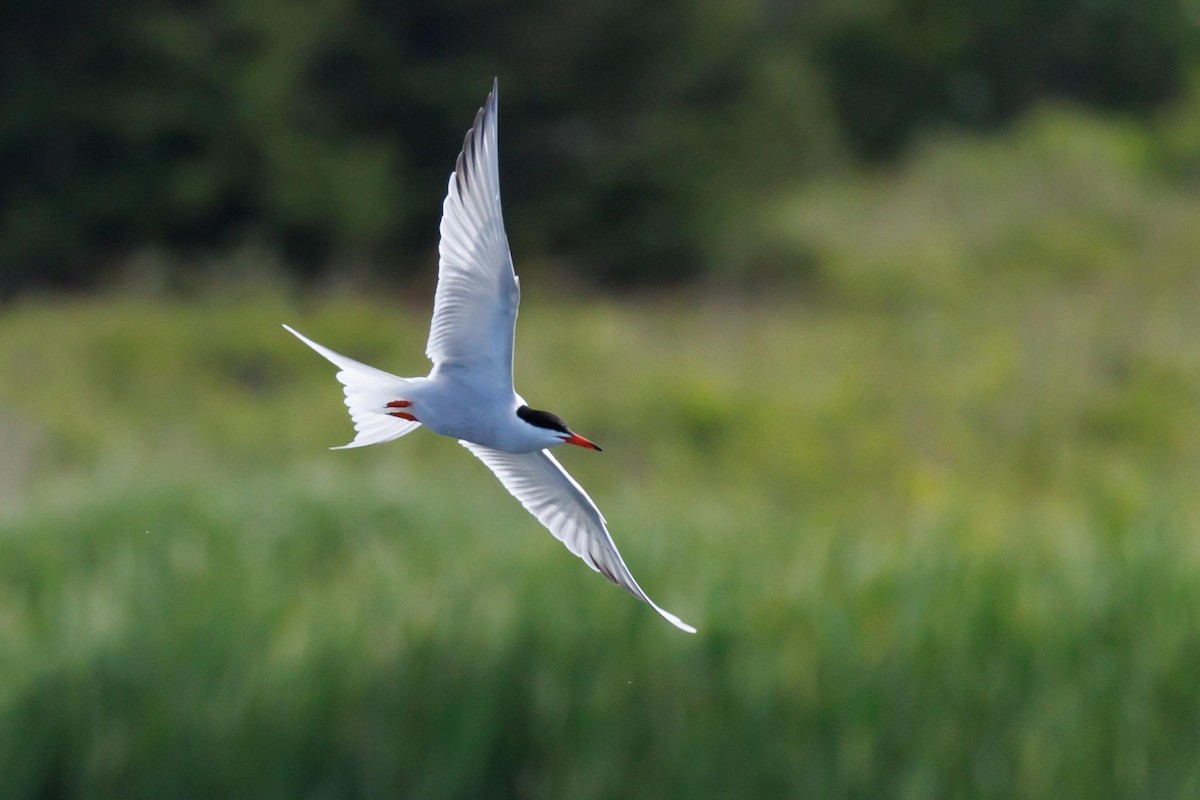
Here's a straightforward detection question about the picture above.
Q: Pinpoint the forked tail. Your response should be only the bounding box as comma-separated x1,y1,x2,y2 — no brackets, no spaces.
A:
283,324,422,449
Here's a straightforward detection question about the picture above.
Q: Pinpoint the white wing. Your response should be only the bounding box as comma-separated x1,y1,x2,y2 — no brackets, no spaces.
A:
426,79,519,392
460,442,696,633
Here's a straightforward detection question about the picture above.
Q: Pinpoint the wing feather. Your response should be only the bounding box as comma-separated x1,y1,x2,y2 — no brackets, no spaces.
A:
460,442,696,633
426,79,519,391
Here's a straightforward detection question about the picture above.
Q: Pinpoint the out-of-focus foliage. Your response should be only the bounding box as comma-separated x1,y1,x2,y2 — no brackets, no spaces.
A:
813,0,1199,157
0,0,838,293
1,0,1196,294
2,108,1200,797
4,109,1200,791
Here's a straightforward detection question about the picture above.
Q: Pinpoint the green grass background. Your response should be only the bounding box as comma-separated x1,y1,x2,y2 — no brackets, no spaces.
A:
2,107,1199,798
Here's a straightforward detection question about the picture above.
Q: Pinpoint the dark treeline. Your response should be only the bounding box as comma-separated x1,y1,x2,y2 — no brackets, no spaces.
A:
1,0,1195,294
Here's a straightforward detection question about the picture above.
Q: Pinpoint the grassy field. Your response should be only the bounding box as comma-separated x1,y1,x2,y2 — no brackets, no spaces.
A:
2,107,1200,798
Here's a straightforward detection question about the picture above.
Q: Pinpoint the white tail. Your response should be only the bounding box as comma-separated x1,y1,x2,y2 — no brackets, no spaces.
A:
283,324,422,449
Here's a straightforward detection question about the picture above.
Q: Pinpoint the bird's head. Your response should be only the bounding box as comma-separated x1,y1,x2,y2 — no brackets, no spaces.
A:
516,405,602,451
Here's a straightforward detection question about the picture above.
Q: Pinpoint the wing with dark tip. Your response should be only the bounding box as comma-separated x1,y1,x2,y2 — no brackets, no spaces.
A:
426,79,519,392
459,442,696,633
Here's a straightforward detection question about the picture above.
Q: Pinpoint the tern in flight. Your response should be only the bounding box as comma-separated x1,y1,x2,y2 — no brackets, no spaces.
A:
284,80,694,632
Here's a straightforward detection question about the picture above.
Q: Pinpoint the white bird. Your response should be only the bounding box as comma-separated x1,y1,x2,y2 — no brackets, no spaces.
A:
284,80,694,633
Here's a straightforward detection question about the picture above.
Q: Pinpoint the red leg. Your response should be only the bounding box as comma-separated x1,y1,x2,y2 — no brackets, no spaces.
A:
386,400,412,408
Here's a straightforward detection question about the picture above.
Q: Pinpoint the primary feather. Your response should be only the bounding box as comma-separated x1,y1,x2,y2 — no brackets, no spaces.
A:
426,78,520,392
460,442,697,633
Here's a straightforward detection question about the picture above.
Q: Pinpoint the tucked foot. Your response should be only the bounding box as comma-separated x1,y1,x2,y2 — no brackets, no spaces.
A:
385,399,417,422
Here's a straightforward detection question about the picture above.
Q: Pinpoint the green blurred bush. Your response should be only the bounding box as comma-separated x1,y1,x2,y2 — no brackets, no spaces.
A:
813,0,1198,157
2,104,1200,795
0,0,1196,294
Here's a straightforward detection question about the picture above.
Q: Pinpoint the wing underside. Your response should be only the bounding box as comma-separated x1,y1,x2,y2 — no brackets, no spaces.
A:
460,442,695,633
426,79,519,391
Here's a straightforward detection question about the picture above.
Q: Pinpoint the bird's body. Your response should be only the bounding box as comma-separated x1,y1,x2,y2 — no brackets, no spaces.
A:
285,80,694,633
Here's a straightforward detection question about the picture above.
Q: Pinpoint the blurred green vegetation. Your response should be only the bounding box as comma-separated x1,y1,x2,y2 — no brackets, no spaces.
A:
2,106,1199,797
2,0,1198,293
